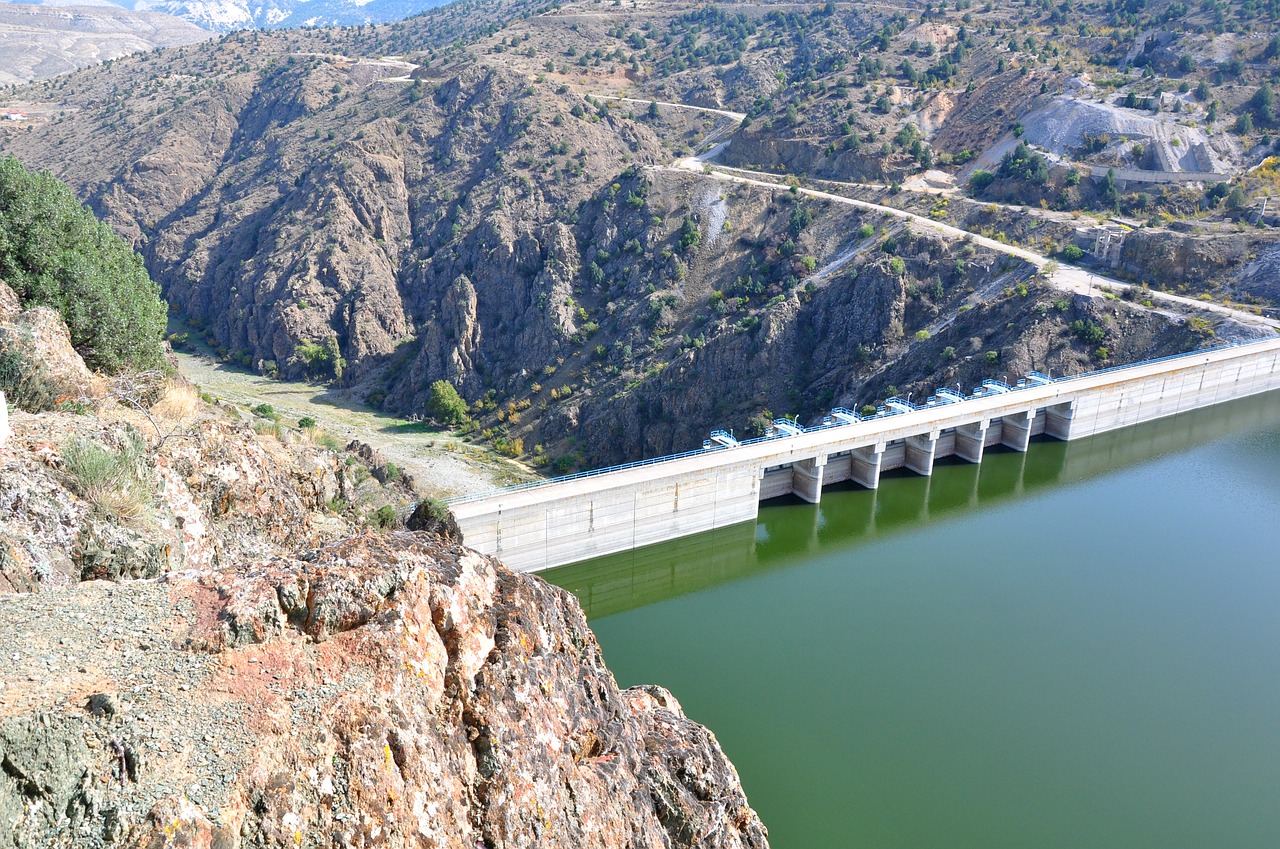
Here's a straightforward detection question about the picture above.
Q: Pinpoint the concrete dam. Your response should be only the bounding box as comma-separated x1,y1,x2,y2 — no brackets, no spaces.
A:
449,337,1280,573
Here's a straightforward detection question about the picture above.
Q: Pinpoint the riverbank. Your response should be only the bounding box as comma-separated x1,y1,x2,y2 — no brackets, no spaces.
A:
173,350,536,498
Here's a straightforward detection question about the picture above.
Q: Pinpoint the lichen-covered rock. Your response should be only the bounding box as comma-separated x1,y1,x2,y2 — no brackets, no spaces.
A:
0,281,20,324
0,406,410,593
0,532,769,849
0,306,102,404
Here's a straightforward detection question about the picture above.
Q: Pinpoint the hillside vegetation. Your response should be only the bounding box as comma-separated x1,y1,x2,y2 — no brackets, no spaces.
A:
0,156,167,373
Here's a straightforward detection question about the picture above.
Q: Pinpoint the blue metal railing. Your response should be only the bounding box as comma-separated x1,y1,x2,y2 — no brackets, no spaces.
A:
1050,341,1239,384
446,338,1274,504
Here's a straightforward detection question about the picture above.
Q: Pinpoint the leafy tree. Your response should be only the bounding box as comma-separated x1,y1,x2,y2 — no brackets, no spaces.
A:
1100,168,1120,208
968,169,996,194
998,141,1049,185
1225,184,1249,210
1252,82,1276,125
1267,34,1280,61
427,379,469,426
0,157,166,372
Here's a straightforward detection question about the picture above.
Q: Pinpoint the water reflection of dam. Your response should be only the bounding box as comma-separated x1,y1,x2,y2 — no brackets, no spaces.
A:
549,389,1280,620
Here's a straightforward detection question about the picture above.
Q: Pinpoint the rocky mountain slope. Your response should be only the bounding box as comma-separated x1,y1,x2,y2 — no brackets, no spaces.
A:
1,0,453,30
0,2,209,85
132,0,453,31
0,283,420,592
3,0,1277,470
0,535,767,848
0,296,769,848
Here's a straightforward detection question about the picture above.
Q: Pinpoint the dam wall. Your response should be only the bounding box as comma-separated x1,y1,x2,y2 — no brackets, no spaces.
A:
450,338,1280,572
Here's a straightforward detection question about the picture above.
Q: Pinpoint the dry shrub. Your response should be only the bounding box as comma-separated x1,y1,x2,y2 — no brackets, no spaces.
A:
151,380,200,422
301,426,344,451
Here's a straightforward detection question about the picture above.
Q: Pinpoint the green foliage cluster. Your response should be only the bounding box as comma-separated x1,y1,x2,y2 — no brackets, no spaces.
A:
427,379,469,427
370,504,399,529
293,337,345,380
0,157,166,373
998,142,1050,185
1071,319,1107,344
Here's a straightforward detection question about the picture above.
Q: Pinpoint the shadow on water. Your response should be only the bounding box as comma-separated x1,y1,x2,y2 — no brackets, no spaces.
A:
547,389,1280,619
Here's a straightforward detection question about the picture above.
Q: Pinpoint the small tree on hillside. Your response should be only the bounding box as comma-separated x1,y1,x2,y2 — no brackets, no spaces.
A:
427,380,469,427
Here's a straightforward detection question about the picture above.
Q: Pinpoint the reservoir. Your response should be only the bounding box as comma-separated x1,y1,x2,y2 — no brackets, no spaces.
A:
546,389,1280,849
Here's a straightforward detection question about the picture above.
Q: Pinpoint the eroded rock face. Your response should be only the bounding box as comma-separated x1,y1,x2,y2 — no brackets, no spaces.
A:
0,409,401,593
0,533,769,849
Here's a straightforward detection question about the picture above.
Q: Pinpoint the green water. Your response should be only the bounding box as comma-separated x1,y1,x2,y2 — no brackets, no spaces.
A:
546,391,1280,849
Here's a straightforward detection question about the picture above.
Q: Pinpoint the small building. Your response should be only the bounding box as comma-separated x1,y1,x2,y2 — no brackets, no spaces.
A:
4,111,27,121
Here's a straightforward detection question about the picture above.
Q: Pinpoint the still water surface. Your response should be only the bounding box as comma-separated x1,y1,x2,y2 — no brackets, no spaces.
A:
546,391,1280,849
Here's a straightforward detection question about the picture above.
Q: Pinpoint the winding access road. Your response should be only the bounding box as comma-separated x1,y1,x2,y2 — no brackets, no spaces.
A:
616,96,1279,332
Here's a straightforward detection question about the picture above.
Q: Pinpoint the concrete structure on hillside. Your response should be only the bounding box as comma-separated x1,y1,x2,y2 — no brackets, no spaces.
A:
450,338,1280,573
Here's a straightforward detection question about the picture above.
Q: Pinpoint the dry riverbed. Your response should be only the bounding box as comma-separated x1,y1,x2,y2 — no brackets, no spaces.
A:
173,351,536,498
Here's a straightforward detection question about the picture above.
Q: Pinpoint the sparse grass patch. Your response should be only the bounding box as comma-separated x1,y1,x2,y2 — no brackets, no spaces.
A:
253,420,283,440
0,343,62,412
62,432,152,520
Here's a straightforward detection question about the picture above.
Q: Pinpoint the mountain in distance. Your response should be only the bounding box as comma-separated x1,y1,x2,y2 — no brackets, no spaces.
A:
0,0,451,31
0,1,210,83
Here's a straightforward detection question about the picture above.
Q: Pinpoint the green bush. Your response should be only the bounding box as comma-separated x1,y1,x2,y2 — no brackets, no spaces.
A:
0,157,166,372
427,380,469,427
1070,319,1106,344
298,416,317,428
968,170,996,194
1059,244,1085,262
371,504,399,529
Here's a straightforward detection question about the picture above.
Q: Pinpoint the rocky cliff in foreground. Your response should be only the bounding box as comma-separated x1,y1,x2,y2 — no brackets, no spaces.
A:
0,532,768,848
0,292,767,848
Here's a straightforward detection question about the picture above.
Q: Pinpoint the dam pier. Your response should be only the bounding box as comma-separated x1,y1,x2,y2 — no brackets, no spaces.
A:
449,337,1280,572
